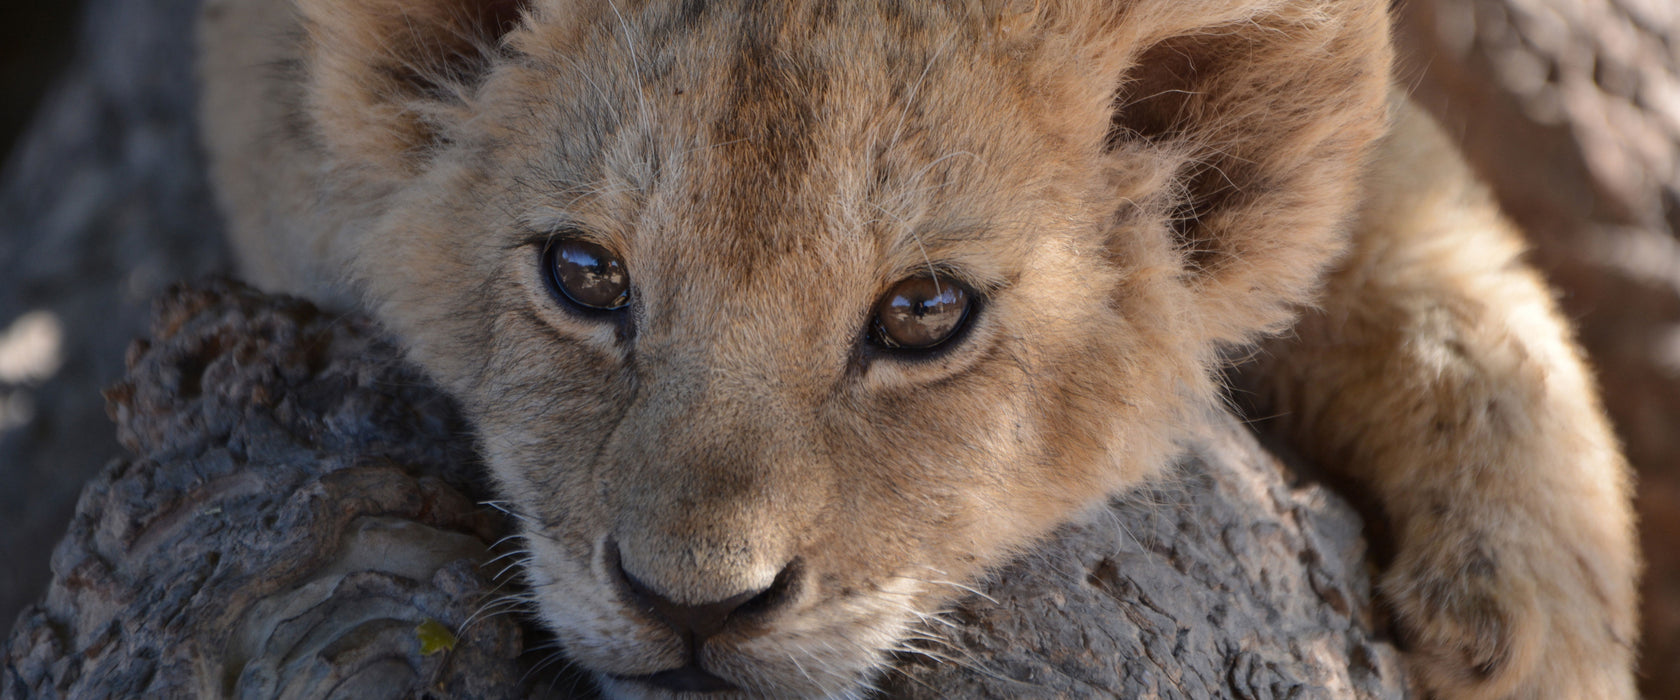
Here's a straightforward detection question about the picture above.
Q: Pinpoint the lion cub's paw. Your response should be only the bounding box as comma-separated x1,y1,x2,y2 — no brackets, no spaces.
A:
1382,533,1549,699
1382,523,1634,699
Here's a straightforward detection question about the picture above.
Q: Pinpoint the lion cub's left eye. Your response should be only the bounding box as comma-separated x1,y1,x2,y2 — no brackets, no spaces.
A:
870,276,973,350
543,239,631,311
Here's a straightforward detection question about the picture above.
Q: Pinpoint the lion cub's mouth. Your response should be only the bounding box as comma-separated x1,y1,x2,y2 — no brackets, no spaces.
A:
610,666,738,694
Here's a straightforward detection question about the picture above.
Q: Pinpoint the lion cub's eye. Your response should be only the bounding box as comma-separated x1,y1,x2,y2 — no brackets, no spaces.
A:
543,239,631,311
870,276,973,350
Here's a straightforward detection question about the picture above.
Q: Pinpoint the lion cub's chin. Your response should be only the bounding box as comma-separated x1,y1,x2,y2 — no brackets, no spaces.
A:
523,532,933,699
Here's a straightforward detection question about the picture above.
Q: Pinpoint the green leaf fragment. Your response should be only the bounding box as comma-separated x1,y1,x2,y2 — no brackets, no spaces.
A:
416,619,456,655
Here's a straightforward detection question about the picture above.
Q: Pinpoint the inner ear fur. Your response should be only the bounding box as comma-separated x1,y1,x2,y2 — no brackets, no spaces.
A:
1094,0,1392,346
297,0,527,175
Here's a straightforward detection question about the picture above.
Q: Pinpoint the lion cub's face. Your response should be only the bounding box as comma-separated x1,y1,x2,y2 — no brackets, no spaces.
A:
300,0,1387,695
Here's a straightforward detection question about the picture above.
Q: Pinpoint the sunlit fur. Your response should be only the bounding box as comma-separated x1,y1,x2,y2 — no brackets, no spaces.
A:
1242,104,1640,698
200,0,1637,697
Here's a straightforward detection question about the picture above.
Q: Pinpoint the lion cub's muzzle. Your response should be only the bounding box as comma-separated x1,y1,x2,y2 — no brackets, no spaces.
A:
602,540,807,693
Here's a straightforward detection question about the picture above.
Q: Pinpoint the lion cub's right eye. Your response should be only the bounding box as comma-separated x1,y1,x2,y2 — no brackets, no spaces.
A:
869,276,973,351
542,239,631,312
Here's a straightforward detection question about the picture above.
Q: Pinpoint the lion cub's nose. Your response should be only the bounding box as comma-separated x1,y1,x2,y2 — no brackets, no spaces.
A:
608,545,803,643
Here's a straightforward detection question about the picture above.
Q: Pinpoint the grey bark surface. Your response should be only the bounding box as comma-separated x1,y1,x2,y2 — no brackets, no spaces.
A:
881,432,1406,699
3,282,540,699
2,282,1407,699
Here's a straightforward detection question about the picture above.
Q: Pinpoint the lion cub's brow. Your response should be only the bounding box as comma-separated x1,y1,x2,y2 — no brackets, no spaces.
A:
509,7,1070,312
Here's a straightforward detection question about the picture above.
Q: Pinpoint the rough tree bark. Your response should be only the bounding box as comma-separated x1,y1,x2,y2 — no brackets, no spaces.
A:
1,281,1409,698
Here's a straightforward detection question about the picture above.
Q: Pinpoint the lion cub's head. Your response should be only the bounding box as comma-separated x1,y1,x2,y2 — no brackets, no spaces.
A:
291,0,1387,695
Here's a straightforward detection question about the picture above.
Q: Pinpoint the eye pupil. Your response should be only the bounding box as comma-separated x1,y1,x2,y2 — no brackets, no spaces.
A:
872,276,972,350
545,239,630,311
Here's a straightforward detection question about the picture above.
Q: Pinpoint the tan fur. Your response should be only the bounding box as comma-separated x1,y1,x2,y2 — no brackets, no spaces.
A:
1244,103,1640,698
198,0,1637,697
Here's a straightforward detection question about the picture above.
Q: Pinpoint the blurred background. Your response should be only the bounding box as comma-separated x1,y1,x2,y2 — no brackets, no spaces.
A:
0,0,1674,695
0,0,231,653
0,5,82,163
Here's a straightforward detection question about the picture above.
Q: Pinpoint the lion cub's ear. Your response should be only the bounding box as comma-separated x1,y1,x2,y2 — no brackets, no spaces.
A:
1066,0,1392,346
296,0,527,176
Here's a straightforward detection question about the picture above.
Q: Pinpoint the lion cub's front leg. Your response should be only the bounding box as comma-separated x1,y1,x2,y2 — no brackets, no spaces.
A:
1244,102,1639,697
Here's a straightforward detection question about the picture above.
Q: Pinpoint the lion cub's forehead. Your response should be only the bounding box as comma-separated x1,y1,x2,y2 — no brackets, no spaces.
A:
504,0,1103,285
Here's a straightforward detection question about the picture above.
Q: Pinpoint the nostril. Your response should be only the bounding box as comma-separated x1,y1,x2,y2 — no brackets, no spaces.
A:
733,558,803,620
605,542,802,644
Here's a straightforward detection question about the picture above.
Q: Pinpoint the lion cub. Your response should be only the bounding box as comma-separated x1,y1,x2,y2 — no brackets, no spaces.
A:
199,0,1638,697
